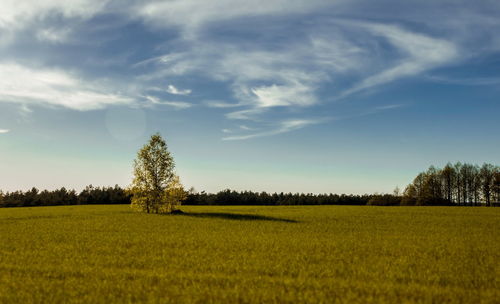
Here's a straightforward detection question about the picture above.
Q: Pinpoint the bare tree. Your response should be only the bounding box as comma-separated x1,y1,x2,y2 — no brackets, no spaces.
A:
494,168,500,204
480,164,495,206
454,162,463,205
441,163,455,203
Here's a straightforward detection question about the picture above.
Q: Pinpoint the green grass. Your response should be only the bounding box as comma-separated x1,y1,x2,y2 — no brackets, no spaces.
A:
0,205,498,303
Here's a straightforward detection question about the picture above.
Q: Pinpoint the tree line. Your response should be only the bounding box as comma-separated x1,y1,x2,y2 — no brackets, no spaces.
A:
368,162,500,206
0,185,130,207
184,189,372,206
0,186,372,208
402,162,500,206
2,162,498,208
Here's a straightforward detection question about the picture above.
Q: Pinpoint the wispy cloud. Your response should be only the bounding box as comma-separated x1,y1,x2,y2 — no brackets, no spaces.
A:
339,22,458,98
36,27,71,44
251,82,316,108
136,32,362,124
145,95,192,109
137,0,329,37
0,62,133,110
222,101,411,140
375,104,405,110
427,75,500,86
0,0,109,30
239,125,254,131
225,108,264,120
166,84,191,95
204,100,243,108
0,129,10,134
222,118,325,141
1,0,498,142
135,18,460,136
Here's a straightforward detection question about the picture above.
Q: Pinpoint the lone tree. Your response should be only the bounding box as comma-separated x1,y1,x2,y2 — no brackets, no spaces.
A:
129,133,186,213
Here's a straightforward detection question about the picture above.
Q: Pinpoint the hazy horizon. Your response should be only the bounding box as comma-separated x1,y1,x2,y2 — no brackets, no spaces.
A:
1,0,499,193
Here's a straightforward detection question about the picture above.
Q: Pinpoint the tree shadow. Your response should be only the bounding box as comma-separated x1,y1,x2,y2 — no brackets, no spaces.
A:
179,212,299,223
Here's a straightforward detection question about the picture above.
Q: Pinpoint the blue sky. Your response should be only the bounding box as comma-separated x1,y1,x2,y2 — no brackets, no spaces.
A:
0,0,499,193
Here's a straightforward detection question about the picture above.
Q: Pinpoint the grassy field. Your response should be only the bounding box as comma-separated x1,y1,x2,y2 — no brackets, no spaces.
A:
0,205,498,303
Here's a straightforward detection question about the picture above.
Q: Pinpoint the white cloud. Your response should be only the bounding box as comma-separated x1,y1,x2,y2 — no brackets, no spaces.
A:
204,100,243,108
1,0,490,142
36,27,71,43
251,82,316,108
225,108,264,120
20,104,33,113
133,53,188,69
137,37,360,121
137,0,330,36
166,84,191,95
0,0,109,29
0,63,133,110
145,96,192,109
427,75,500,86
0,129,10,134
239,125,253,130
221,124,256,134
131,13,462,138
340,22,458,97
222,119,322,140
375,104,404,110
309,35,367,72
17,104,34,122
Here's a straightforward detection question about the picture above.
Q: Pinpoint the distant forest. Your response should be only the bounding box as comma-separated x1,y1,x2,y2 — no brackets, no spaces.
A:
1,162,498,208
0,185,372,208
371,162,500,206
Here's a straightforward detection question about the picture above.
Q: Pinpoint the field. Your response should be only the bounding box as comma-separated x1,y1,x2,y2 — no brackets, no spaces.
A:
0,205,498,303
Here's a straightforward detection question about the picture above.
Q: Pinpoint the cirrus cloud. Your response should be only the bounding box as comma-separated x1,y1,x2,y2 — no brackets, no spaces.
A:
0,0,498,141
0,63,133,111
166,85,192,96
222,118,325,141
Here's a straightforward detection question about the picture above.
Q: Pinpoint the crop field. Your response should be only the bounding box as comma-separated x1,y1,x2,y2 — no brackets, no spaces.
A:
0,205,498,303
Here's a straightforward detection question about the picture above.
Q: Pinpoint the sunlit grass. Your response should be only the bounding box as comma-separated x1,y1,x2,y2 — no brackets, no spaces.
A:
0,205,498,303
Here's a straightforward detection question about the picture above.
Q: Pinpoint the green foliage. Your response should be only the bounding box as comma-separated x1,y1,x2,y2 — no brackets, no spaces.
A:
0,186,129,207
78,185,130,205
0,187,381,207
130,133,185,213
0,205,498,303
403,162,499,206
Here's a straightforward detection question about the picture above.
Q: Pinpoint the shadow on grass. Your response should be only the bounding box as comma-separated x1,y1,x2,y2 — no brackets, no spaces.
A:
178,212,299,223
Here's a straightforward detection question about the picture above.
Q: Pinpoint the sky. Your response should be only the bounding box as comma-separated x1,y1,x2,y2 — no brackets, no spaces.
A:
0,0,499,194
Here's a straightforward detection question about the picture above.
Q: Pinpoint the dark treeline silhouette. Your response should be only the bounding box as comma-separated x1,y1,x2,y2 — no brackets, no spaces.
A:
0,185,130,208
369,162,500,206
367,194,403,206
0,186,371,207
184,189,372,206
2,162,499,208
402,162,500,206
